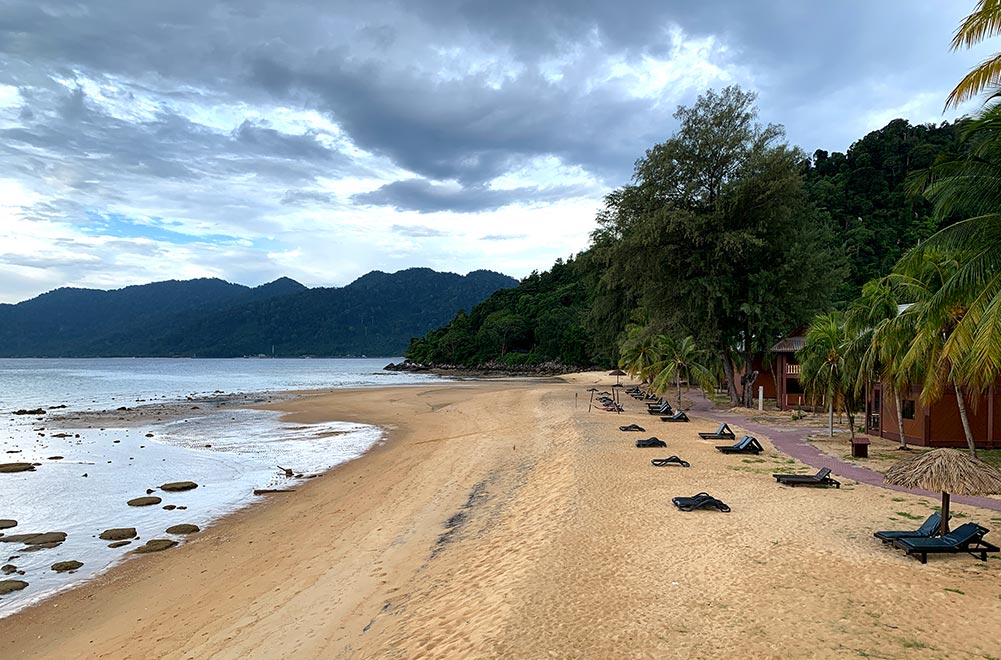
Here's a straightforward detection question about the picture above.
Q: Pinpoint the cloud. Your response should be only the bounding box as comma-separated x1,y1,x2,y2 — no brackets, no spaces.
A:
390,224,449,238
0,0,992,302
353,178,591,213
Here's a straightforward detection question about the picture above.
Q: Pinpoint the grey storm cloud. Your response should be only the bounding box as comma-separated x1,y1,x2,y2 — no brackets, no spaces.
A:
353,178,591,213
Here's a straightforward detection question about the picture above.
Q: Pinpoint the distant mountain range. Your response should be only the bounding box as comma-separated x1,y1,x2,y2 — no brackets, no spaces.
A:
0,269,518,357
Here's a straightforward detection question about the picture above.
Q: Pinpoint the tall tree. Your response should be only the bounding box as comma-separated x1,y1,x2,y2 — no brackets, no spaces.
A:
592,86,845,406
798,312,858,438
649,335,717,410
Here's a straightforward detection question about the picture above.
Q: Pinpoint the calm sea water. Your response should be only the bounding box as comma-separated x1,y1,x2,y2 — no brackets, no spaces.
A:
0,358,444,616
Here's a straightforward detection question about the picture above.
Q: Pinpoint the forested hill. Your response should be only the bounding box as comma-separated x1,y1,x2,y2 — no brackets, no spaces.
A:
404,109,966,373
0,269,517,357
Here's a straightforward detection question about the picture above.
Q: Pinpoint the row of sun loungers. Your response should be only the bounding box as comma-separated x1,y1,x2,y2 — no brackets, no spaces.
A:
609,387,997,561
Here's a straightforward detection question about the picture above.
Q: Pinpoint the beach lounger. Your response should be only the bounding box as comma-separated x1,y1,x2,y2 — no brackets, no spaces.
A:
660,410,689,423
647,401,674,415
619,423,646,432
772,466,840,488
716,435,763,454
874,513,943,544
635,437,667,448
698,423,735,440
651,456,690,468
672,492,730,513
892,523,999,564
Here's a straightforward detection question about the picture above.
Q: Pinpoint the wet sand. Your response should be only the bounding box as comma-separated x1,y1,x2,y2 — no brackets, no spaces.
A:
2,375,1001,659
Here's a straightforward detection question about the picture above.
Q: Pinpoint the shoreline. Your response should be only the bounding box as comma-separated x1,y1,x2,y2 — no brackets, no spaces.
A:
3,375,1001,658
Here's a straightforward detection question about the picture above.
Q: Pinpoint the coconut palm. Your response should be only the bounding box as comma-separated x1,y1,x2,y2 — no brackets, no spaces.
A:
649,335,716,410
946,0,1001,108
847,277,914,449
891,249,980,457
798,312,854,438
617,323,660,383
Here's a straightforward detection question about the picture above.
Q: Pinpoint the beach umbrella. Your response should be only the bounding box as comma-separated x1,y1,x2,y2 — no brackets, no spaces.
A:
609,369,627,385
884,448,1001,536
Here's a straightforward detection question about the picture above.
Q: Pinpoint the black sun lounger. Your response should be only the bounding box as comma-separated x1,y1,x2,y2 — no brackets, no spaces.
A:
660,410,689,423
651,456,690,467
635,437,667,448
672,492,730,513
619,424,646,432
892,523,999,564
772,466,840,488
698,423,735,440
874,513,943,544
647,402,674,415
716,435,763,454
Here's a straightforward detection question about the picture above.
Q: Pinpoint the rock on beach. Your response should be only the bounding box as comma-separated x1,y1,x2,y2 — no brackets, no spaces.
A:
99,528,137,541
165,524,199,535
127,496,162,507
0,579,28,594
0,463,35,473
134,539,178,553
160,481,198,492
51,560,83,572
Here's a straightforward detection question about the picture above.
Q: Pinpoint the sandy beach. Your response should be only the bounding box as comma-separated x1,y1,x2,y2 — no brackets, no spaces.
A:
2,374,1001,659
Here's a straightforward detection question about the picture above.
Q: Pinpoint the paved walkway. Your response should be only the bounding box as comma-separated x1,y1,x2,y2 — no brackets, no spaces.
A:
683,392,1001,513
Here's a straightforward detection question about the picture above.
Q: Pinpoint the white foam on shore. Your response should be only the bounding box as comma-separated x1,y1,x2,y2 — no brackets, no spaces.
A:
0,409,382,617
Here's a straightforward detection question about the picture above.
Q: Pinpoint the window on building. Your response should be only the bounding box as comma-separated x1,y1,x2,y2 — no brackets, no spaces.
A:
902,399,915,420
872,390,880,413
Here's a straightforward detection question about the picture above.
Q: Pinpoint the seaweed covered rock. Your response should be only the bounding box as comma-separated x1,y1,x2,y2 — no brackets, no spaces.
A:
0,579,28,594
127,496,162,507
51,560,83,572
134,539,177,553
159,481,198,492
99,528,137,541
165,524,199,535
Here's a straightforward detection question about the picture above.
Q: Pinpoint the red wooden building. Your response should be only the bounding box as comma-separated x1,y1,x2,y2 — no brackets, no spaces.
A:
865,383,1001,449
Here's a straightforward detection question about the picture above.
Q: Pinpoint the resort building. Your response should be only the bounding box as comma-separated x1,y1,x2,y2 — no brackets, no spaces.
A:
771,332,806,410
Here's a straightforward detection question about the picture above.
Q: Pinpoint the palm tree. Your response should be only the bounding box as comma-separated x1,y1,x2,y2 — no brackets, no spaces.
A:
946,0,1001,108
908,104,1001,397
892,249,980,457
798,312,853,438
617,323,660,384
649,335,716,410
847,277,913,449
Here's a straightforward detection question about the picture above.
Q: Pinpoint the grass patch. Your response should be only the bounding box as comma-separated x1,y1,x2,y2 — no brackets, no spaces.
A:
896,511,924,520
944,588,965,595
978,449,1001,468
742,458,766,464
891,497,906,502
901,639,930,650
727,465,776,475
952,512,969,519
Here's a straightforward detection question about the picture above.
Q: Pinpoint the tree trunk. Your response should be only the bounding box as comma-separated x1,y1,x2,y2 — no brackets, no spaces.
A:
847,410,855,440
894,389,907,450
828,399,834,437
954,385,978,458
721,353,739,406
676,372,682,410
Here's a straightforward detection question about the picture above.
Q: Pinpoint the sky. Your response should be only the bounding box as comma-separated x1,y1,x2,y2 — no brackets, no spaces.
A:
0,1,993,303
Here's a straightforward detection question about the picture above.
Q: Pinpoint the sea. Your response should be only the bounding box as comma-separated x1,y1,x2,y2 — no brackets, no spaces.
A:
0,358,444,616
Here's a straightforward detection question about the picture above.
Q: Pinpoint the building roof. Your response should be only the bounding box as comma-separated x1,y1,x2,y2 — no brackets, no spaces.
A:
771,336,805,353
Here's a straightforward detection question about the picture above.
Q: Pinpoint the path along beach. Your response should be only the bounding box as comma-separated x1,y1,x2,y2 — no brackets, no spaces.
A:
2,373,1000,658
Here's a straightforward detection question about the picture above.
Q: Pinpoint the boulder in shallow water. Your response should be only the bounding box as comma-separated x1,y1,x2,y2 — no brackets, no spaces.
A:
0,531,67,546
0,579,28,594
134,539,177,553
0,520,16,530
165,524,199,535
108,540,132,548
127,496,162,507
51,560,83,572
159,481,198,492
0,463,35,473
12,409,45,415
99,528,137,541
1,564,15,574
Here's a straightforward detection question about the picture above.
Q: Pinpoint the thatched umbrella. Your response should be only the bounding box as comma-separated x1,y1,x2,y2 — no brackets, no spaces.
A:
884,448,1001,536
609,369,627,385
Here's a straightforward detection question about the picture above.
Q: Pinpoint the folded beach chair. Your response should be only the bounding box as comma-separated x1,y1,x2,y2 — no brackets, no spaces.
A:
651,456,690,468
661,410,689,423
772,466,840,488
716,435,763,454
672,492,730,513
635,437,667,448
698,423,735,440
892,523,999,564
647,401,674,415
619,423,646,432
874,513,943,544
